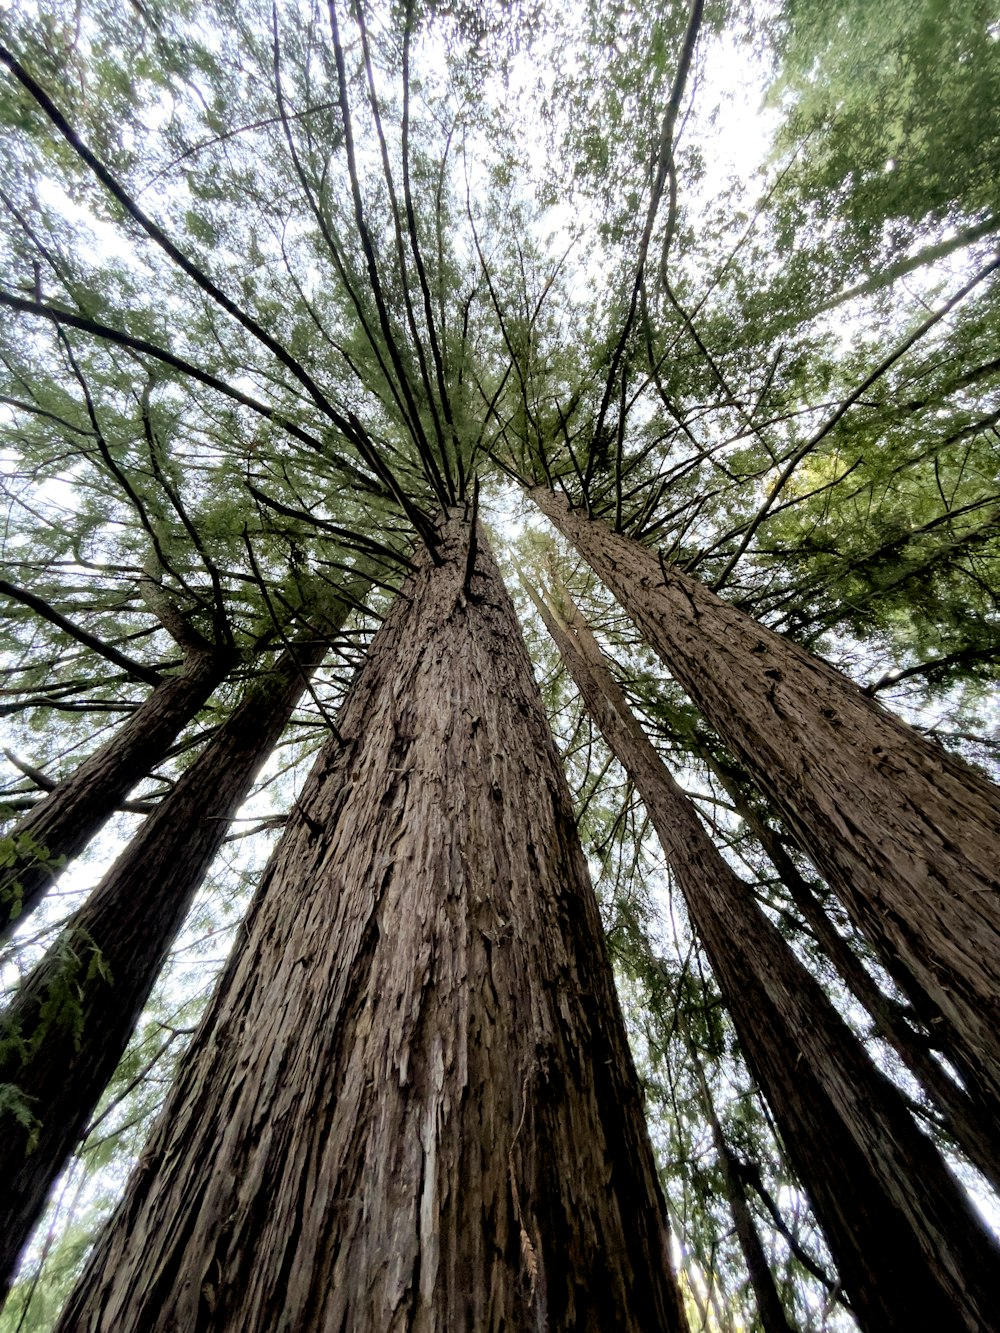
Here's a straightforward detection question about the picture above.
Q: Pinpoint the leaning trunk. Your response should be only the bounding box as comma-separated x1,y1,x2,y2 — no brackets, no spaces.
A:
530,486,1000,1126
0,641,324,1296
55,516,687,1333
530,580,1000,1332
0,643,231,940
712,1125,794,1333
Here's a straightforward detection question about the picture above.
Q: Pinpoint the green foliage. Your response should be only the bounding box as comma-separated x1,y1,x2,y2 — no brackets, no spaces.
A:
770,0,1000,228
0,928,113,1080
0,834,64,921
0,1082,41,1152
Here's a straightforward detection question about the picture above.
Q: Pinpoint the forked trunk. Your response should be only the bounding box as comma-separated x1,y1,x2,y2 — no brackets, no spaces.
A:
1,644,232,940
530,487,1000,1130
53,517,687,1333
530,580,1000,1332
0,643,324,1296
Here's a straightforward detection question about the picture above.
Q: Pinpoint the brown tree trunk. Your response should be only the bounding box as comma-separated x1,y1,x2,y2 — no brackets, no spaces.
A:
688,1053,796,1333
702,750,1000,1196
0,642,322,1297
530,486,1000,1135
528,576,1000,1333
54,517,688,1333
711,1123,795,1333
0,643,232,941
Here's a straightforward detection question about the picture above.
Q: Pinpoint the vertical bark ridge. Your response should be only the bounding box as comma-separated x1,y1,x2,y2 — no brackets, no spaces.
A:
529,577,1000,1332
53,516,687,1333
1,643,233,941
530,486,1000,1132
0,641,324,1296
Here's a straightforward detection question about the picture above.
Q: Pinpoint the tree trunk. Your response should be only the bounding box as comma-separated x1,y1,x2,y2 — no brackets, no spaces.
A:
701,749,1000,1196
54,516,688,1333
1,643,232,941
0,642,322,1297
529,486,1000,1134
689,1053,796,1333
528,576,1000,1333
712,1124,795,1333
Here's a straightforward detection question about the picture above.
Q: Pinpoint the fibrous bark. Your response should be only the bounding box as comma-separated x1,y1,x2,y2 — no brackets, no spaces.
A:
0,640,324,1297
530,577,1000,1332
530,486,1000,1140
0,642,231,941
54,516,687,1333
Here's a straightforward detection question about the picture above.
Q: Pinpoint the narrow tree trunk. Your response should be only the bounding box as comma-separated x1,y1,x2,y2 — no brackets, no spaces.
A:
712,1121,795,1333
528,577,1000,1332
530,486,1000,1131
804,214,999,320
0,642,322,1296
702,750,1000,1195
0,643,232,940
54,517,688,1333
688,1053,796,1333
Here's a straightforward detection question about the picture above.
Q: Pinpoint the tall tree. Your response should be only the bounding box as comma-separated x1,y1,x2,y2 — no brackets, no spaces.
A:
687,1046,796,1333
530,485,1000,1136
55,517,688,1332
525,567,1000,1331
0,596,356,1295
696,739,1000,1195
0,0,997,1324
0,607,233,940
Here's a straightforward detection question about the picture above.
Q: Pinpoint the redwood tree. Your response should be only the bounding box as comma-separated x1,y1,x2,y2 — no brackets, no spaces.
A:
698,741,1000,1196
54,517,687,1332
0,629,233,941
0,0,996,1322
526,571,1000,1332
0,624,345,1297
530,484,1000,1136
688,1052,796,1333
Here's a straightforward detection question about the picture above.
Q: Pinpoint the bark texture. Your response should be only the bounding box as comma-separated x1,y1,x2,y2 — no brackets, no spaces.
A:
0,643,231,941
54,517,687,1333
531,487,1000,1139
0,645,319,1296
531,581,1000,1333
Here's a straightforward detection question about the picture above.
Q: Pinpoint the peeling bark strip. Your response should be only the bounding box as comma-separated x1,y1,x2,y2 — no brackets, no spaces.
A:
533,587,1000,1333
0,645,322,1298
530,487,1000,1126
55,517,687,1333
0,643,232,941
